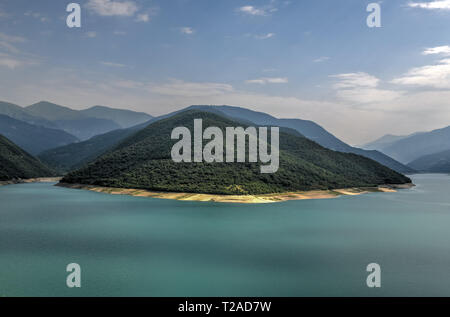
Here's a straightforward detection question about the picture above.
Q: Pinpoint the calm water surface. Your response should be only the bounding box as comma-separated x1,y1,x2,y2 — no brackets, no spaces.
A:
1,174,450,296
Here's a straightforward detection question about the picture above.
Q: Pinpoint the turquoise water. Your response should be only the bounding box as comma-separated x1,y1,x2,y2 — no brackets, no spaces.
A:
1,174,450,297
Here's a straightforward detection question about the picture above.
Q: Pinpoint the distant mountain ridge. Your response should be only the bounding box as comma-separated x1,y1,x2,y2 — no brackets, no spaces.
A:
361,134,412,151
39,104,414,175
185,105,414,174
0,114,79,155
80,105,153,128
362,126,450,164
0,101,153,141
408,149,450,173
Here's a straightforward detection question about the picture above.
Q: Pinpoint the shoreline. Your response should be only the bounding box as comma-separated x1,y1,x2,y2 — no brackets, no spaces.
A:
57,182,415,204
0,177,62,187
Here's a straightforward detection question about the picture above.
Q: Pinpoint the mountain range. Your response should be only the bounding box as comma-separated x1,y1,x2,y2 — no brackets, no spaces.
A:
185,106,414,174
38,104,413,174
62,110,411,195
0,114,78,155
0,101,153,141
362,126,450,172
408,150,450,173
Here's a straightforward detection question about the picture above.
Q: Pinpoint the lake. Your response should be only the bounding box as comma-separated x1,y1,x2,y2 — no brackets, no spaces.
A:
1,174,450,296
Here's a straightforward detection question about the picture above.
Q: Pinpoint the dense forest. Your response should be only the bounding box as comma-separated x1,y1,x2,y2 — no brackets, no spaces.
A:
0,135,55,181
61,111,411,195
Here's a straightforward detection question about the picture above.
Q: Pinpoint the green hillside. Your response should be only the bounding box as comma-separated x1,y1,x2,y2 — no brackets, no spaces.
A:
39,127,140,173
62,111,411,195
0,135,55,181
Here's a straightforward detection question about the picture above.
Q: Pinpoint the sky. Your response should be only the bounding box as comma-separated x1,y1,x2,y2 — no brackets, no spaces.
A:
1,0,450,145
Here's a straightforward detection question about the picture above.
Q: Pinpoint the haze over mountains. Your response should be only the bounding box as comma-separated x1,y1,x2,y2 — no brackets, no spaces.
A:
2,100,446,186
0,101,153,142
37,104,412,175
185,106,414,174
0,115,78,155
363,126,450,172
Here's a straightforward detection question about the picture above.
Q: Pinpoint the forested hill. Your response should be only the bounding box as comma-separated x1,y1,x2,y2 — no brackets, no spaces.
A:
0,135,55,181
62,111,411,195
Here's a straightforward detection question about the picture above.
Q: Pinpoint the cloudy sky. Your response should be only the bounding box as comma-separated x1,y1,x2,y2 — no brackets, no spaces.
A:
1,0,450,145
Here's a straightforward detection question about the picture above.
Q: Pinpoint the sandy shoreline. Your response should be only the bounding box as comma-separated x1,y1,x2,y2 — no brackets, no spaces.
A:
57,182,415,204
0,177,62,187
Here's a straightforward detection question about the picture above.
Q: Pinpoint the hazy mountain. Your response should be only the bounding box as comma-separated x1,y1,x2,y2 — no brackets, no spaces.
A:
184,105,414,174
26,101,87,121
62,110,410,195
0,135,54,181
408,149,450,173
0,115,79,155
80,105,153,128
26,101,121,140
361,134,411,151
0,101,57,128
369,126,450,164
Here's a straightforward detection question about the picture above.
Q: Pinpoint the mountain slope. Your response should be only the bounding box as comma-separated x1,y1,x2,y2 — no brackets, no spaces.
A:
38,124,146,173
62,111,410,195
408,149,450,173
38,119,154,173
80,106,153,128
371,126,450,164
185,105,414,174
26,101,121,140
361,134,411,151
0,115,79,155
0,101,57,128
0,135,54,181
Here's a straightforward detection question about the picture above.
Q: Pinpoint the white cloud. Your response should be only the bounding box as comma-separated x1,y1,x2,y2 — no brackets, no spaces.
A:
392,58,450,89
245,77,289,84
314,56,330,63
86,0,138,16
331,72,403,104
331,72,379,89
423,45,450,56
24,11,49,22
0,32,36,69
0,53,37,69
4,71,450,145
100,61,126,68
409,0,450,10
237,5,277,16
254,33,276,40
0,32,26,43
335,88,404,105
150,80,233,97
136,13,149,22
86,32,97,38
0,41,20,54
180,27,194,35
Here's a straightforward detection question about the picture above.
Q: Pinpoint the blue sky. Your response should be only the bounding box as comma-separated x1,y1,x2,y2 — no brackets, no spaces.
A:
1,0,450,144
